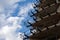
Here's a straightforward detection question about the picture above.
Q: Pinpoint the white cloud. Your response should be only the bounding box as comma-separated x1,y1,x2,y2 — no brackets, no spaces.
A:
0,4,4,13
0,0,25,39
0,0,25,6
0,17,23,40
18,3,34,17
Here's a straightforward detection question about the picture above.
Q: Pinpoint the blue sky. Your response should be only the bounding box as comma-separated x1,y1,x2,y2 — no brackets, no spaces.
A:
11,0,38,34
0,0,39,40
16,0,37,36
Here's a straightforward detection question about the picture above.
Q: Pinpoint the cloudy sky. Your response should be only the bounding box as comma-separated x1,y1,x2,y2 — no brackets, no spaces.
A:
0,0,38,40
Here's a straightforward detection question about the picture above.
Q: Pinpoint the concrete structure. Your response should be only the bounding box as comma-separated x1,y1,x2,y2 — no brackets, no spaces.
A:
29,0,60,40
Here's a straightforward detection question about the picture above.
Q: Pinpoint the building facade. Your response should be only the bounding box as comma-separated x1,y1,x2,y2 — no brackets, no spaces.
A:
29,0,60,40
